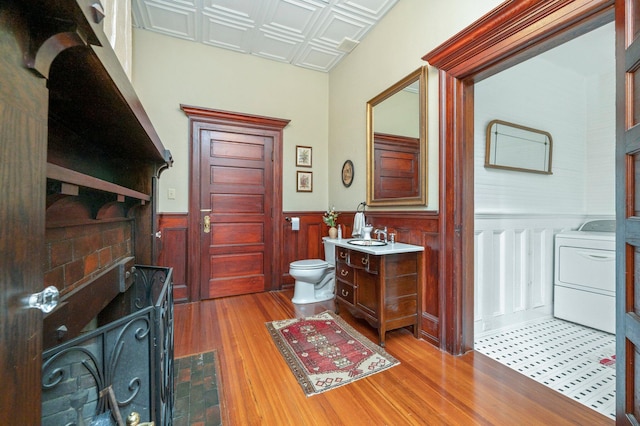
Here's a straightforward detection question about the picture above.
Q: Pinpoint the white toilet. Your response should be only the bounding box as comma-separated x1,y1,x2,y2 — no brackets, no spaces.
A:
289,237,337,304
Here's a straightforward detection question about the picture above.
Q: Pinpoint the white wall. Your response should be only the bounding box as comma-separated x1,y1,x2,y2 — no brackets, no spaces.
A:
475,57,589,214
474,26,615,216
586,70,616,214
132,29,329,212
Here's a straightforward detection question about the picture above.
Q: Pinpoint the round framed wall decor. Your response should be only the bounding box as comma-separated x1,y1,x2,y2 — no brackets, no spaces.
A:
341,160,354,187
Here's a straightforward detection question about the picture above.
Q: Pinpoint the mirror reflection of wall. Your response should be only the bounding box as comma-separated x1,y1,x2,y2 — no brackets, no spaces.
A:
367,67,427,206
374,82,419,137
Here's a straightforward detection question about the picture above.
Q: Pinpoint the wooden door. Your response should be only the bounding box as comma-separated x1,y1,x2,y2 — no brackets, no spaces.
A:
182,106,289,302
617,0,640,421
200,128,274,299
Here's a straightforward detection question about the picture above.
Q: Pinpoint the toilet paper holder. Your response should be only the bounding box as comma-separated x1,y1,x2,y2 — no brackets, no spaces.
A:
285,217,300,231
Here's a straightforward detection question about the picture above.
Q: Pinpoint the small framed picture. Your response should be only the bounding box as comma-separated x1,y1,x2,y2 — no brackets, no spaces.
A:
296,145,312,167
296,171,313,192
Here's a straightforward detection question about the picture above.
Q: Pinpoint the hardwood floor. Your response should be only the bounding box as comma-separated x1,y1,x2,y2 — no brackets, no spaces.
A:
174,290,613,425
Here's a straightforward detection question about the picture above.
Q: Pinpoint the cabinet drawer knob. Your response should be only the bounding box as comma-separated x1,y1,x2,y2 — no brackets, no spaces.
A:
341,289,349,297
340,270,349,276
361,256,368,265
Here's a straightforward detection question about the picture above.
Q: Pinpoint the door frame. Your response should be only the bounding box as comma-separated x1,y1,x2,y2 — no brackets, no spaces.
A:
181,105,289,302
423,0,614,352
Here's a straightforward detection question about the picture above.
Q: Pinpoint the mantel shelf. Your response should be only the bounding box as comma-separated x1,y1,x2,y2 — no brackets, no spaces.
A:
47,163,150,202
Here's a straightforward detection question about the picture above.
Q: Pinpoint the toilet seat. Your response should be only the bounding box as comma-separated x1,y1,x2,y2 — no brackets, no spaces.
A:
290,259,328,270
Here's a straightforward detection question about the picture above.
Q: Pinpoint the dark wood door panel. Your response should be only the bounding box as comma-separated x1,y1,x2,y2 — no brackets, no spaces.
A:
211,165,265,187
205,276,265,299
210,252,264,278
208,131,267,160
210,222,264,245
210,194,265,213
378,152,417,173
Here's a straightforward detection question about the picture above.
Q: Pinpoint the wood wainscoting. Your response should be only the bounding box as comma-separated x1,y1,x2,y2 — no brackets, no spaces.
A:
158,214,189,303
158,210,441,346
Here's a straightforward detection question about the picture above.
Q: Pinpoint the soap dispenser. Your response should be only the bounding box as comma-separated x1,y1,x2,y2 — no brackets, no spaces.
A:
362,224,373,240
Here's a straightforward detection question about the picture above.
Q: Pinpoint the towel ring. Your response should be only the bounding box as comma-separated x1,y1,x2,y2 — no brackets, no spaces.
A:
357,202,366,213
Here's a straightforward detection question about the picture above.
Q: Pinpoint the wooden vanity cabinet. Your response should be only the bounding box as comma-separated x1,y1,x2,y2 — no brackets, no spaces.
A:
335,246,421,346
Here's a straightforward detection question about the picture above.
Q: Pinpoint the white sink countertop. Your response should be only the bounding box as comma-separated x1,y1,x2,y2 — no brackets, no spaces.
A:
329,238,424,255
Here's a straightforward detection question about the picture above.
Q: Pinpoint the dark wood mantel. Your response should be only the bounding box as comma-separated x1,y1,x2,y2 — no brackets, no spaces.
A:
1,1,172,423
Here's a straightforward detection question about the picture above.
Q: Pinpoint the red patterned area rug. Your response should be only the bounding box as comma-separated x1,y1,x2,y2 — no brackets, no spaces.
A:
266,310,399,396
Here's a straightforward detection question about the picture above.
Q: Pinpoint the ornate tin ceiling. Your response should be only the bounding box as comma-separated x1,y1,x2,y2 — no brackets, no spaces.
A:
132,0,399,72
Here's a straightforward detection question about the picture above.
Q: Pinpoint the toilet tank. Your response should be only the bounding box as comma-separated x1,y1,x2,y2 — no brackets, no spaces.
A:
323,237,338,266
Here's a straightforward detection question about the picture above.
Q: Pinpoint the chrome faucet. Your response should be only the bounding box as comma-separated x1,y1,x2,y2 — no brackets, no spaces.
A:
374,226,388,243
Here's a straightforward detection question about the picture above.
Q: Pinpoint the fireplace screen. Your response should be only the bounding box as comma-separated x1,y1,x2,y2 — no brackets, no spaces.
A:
41,265,173,426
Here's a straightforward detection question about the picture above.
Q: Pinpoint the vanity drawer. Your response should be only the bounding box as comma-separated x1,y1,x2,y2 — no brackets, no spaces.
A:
336,280,355,305
350,251,379,273
336,262,354,284
366,255,380,273
350,251,369,269
337,247,349,262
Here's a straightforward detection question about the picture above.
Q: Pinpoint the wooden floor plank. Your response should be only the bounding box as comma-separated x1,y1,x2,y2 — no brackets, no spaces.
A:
174,290,613,425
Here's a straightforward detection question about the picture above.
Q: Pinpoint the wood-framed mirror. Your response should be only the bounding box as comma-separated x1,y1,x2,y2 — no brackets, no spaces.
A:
485,119,553,174
366,66,427,206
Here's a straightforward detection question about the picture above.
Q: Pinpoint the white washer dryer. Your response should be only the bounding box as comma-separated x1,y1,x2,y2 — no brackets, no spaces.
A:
554,220,615,334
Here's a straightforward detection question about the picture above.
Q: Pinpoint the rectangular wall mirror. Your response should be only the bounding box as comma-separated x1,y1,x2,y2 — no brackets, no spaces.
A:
485,119,553,174
366,66,427,206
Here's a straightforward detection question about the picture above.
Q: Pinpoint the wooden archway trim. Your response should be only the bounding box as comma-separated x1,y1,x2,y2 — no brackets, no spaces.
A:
426,0,613,79
422,0,613,354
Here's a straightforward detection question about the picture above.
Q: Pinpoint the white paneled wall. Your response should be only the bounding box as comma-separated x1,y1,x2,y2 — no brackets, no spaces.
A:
474,214,585,334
